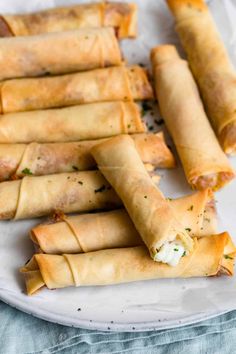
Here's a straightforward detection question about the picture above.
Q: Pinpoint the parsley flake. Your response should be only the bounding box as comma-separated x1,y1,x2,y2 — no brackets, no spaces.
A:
185,228,191,232
224,255,233,260
187,205,193,211
72,165,79,171
22,168,33,175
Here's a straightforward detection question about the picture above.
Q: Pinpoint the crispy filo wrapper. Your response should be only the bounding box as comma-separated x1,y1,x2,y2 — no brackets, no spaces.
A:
0,132,175,181
31,190,217,254
0,65,153,113
0,27,122,81
21,232,236,295
151,45,235,190
167,0,236,155
0,2,137,39
0,171,122,220
0,101,145,143
92,135,194,260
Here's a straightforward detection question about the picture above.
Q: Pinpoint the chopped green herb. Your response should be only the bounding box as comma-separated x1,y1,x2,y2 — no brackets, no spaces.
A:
166,197,173,201
224,255,233,260
127,124,131,128
94,185,106,193
187,205,193,211
22,168,33,175
72,165,79,171
78,181,83,185
185,228,191,232
148,125,154,131
174,248,179,251
182,251,186,257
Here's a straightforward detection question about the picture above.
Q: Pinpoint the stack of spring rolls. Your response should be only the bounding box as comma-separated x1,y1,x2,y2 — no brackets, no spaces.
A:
0,1,234,295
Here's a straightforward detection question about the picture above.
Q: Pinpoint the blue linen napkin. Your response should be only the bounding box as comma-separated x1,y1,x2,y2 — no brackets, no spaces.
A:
1,301,236,354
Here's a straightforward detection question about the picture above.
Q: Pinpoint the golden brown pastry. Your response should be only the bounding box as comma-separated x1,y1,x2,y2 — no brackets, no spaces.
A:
0,65,153,113
0,27,121,81
31,190,217,254
0,132,175,181
92,135,194,264
0,2,137,39
151,45,235,190
21,232,236,295
0,101,145,143
0,171,121,220
167,0,236,155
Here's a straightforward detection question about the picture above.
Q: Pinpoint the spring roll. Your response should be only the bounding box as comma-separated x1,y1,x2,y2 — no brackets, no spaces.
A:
0,171,121,220
0,101,145,143
151,45,235,190
0,2,137,39
31,190,217,254
0,65,153,114
0,132,175,181
92,135,194,264
167,0,236,155
21,232,236,295
0,27,122,81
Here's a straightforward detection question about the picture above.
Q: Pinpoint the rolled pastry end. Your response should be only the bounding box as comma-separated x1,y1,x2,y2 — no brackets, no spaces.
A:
20,257,45,295
219,122,236,156
166,0,208,20
20,253,75,295
104,3,138,39
127,66,154,100
151,230,194,266
30,220,83,254
190,170,235,191
153,239,187,266
151,45,180,67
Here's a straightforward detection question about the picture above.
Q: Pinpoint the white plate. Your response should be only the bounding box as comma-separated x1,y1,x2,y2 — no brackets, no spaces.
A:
1,0,236,332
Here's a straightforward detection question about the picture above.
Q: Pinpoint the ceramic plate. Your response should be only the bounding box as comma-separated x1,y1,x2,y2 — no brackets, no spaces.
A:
1,0,236,331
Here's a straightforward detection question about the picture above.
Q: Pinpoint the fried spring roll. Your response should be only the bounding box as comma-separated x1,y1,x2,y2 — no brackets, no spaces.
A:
167,0,236,155
31,190,217,254
0,27,121,81
21,232,236,295
92,135,194,264
0,2,137,39
0,132,175,181
0,65,153,113
0,171,121,220
151,45,235,190
0,101,145,143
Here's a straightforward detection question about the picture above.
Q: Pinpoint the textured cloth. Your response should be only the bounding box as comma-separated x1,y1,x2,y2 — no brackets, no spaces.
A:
0,301,236,354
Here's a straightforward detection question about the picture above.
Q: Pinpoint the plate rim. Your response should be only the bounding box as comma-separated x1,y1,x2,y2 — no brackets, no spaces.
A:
0,289,233,332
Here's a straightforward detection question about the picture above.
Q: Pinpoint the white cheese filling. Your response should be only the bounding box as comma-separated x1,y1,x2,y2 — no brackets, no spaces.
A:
154,240,186,266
